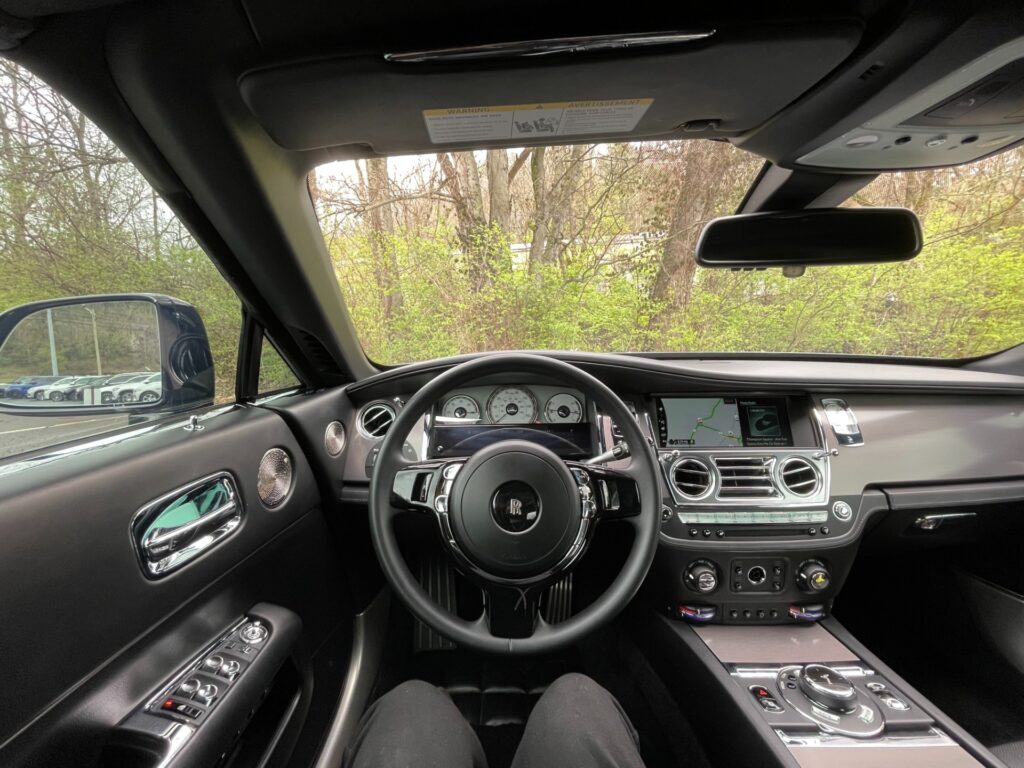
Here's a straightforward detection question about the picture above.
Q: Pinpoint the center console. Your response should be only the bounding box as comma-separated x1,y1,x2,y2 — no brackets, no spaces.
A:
639,394,878,626
639,614,998,768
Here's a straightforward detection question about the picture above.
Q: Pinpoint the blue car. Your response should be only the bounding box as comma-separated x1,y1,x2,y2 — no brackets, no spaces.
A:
3,376,60,399
0,376,36,398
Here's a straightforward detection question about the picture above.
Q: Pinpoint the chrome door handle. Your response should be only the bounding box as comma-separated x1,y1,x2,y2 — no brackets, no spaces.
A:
912,511,977,531
132,472,243,578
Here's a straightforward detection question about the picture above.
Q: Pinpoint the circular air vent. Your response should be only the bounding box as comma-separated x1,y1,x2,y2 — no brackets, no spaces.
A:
672,458,713,500
779,457,820,497
359,402,397,438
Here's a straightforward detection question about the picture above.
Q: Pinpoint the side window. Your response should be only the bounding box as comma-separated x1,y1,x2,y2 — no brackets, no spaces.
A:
257,335,299,396
0,61,241,460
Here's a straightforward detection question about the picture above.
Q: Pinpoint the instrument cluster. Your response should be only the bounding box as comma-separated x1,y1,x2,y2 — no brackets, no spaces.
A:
437,385,587,425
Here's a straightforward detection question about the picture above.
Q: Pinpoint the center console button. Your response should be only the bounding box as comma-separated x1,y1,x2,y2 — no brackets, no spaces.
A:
798,664,858,713
832,500,853,520
750,685,785,713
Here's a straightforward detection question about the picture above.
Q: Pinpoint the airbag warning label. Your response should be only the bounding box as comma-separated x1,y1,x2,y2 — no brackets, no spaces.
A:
423,99,653,144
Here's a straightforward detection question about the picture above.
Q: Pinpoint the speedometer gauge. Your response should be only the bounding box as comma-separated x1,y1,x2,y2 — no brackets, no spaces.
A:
487,387,537,424
441,395,480,421
544,393,583,423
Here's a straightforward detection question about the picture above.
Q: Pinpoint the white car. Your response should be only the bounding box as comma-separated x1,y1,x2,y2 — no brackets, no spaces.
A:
98,373,153,404
117,372,163,404
26,376,84,401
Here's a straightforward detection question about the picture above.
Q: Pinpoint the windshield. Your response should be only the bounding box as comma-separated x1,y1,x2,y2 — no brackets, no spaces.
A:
314,141,1024,364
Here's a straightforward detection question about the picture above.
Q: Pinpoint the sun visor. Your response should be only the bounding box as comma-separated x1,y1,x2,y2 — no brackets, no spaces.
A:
239,23,861,153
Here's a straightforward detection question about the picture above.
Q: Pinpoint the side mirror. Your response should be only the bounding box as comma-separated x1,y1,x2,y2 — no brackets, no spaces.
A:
695,207,923,273
0,294,214,416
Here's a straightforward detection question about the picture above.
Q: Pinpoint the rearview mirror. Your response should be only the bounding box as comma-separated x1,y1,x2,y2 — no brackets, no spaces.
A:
695,207,923,273
0,295,214,415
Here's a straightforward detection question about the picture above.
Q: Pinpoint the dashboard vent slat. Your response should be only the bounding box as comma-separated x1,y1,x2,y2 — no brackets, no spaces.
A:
714,456,777,498
671,458,712,500
779,457,820,497
359,403,397,438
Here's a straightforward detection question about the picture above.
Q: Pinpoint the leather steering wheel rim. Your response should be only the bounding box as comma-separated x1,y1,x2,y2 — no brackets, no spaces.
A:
369,353,661,654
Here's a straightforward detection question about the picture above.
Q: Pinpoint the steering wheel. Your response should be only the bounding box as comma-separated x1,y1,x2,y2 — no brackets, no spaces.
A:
369,354,661,654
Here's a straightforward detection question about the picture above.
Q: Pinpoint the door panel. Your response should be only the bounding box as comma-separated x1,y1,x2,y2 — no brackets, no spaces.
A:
0,404,352,767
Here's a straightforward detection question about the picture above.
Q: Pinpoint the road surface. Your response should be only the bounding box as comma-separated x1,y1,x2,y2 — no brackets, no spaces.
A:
0,408,129,459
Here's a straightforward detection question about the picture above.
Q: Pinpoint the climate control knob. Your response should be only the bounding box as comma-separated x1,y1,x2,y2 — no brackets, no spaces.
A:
684,561,719,594
796,560,831,592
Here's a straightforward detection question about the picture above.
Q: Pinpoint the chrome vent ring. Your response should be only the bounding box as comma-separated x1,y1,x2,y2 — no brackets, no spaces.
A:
671,458,713,500
359,403,397,438
779,457,820,497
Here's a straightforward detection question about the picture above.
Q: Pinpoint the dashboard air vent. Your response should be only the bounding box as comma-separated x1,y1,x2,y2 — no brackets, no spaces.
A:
779,457,820,497
714,456,777,498
359,403,396,438
672,458,712,500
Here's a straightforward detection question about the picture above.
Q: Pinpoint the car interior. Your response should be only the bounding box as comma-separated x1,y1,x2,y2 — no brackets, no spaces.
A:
2,1,1024,767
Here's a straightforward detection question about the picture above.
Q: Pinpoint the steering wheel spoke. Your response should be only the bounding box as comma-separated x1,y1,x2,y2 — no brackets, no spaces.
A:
565,461,643,520
479,582,545,640
390,459,466,514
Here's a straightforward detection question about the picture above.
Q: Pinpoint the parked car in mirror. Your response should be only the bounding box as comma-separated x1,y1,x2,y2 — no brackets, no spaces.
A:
2,376,62,399
25,376,86,401
0,295,214,414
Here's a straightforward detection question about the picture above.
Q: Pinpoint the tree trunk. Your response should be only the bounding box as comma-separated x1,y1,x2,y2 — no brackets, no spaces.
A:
365,157,402,318
486,149,511,231
529,147,548,267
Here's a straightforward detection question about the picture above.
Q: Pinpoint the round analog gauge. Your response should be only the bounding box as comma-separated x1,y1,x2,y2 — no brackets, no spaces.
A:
440,395,481,421
486,387,537,424
544,393,584,423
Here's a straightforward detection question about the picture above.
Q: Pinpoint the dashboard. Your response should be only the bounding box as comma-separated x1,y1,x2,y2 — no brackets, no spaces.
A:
337,352,1024,626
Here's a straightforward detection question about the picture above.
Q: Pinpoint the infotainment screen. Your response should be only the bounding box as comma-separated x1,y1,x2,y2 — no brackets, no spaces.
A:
656,397,792,448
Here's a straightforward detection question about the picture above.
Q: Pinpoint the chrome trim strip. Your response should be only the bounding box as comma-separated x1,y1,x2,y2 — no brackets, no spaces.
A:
384,30,716,63
660,447,831,509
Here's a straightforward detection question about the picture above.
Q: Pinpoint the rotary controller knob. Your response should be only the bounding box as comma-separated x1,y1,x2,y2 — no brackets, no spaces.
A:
798,664,858,713
796,560,831,592
684,561,719,594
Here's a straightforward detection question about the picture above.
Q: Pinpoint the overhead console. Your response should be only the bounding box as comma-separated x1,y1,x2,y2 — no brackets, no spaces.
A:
798,36,1024,170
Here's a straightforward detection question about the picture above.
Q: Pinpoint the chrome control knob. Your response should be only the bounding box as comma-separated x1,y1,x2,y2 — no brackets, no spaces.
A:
240,621,268,644
684,561,719,594
796,560,831,592
798,664,857,713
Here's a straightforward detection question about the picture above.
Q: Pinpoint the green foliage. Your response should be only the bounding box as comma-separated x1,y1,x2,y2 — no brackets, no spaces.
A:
324,148,1024,364
2,58,1022,393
